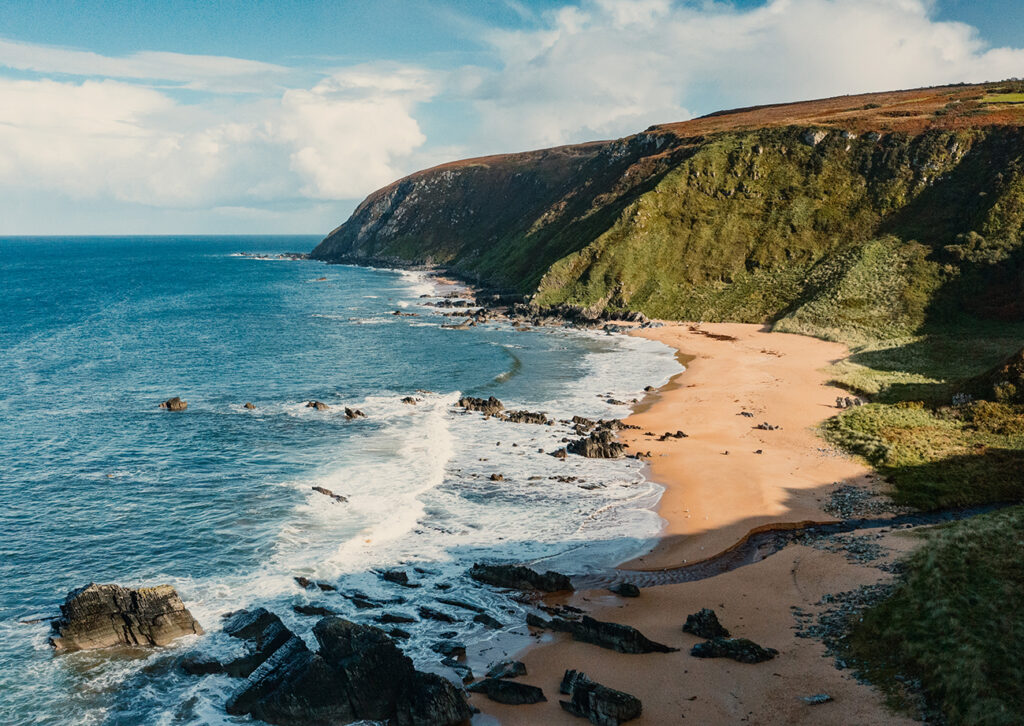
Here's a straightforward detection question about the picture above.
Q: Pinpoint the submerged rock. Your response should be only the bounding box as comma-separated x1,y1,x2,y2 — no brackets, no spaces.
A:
311,486,347,503
469,563,573,592
225,616,471,726
690,637,778,663
560,669,642,725
528,614,676,654
682,608,730,639
468,678,546,705
50,583,203,652
159,397,188,411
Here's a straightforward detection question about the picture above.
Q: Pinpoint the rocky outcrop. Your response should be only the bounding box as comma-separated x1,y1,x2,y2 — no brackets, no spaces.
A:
50,583,203,652
159,397,188,411
344,407,366,419
311,486,347,503
609,583,640,598
243,402,256,410
690,637,778,663
225,616,472,726
468,678,546,705
682,608,730,639
500,410,550,425
528,614,676,654
567,429,626,459
469,563,573,592
220,607,300,677
487,660,528,679
457,396,504,416
560,670,642,725
306,400,329,411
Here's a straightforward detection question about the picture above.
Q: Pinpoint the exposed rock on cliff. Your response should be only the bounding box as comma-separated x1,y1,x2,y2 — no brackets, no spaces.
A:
50,583,203,652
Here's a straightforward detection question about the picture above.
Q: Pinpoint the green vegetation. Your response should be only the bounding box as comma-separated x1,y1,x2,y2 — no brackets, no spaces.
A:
982,93,1024,104
847,506,1024,726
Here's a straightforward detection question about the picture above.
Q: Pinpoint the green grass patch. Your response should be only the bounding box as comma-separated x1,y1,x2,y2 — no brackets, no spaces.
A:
981,93,1024,104
848,506,1024,725
822,403,1024,508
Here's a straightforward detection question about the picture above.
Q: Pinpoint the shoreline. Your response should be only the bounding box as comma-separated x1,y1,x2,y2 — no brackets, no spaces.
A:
472,322,915,725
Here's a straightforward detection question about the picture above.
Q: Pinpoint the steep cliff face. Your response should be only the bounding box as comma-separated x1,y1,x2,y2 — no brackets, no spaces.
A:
311,82,1024,333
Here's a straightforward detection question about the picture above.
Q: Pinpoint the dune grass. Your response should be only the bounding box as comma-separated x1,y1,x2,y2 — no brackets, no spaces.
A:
847,506,1024,726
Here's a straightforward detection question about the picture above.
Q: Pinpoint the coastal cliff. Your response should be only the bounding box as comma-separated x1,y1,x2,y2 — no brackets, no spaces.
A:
312,82,1024,337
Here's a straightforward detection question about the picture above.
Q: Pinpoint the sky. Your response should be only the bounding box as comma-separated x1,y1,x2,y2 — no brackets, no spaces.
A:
1,0,1023,235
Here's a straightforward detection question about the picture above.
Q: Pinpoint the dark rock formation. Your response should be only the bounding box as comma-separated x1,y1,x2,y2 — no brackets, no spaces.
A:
489,473,505,481
467,678,546,705
473,613,504,630
294,576,313,589
682,608,730,639
528,614,676,654
437,597,484,613
243,402,256,410
225,616,472,726
379,569,418,588
567,429,626,459
306,400,329,411
469,563,573,592
221,608,299,678
418,606,457,623
487,660,527,679
560,669,642,725
50,583,203,652
379,612,417,624
690,637,778,663
311,486,347,503
344,407,366,419
501,410,550,425
457,396,504,416
293,604,335,617
431,640,466,659
159,397,188,411
401,396,419,404
609,583,640,598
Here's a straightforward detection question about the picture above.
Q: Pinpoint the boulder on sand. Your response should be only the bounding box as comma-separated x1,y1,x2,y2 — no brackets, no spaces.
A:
560,669,642,725
468,678,546,705
50,583,203,652
528,614,676,654
690,637,778,663
469,563,573,592
682,608,730,639
225,616,472,726
159,397,187,411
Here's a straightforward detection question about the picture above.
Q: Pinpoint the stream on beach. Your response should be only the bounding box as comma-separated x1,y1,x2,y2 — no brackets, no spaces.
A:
0,235,682,725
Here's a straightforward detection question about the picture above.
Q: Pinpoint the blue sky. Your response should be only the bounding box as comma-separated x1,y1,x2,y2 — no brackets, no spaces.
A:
0,0,1022,235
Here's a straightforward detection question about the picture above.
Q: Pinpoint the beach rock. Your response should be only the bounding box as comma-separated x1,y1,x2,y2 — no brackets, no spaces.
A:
389,627,412,639
469,563,573,592
181,658,225,676
431,640,466,659
50,583,203,652
294,576,313,589
682,608,730,639
379,612,417,624
305,400,329,411
550,448,568,459
437,598,484,613
609,583,640,598
159,397,188,411
344,407,366,419
489,473,505,481
486,660,527,679
243,402,256,410
690,637,778,663
379,569,418,588
467,678,546,705
529,614,676,654
316,582,337,592
443,659,473,684
567,429,626,459
401,396,418,404
226,617,472,726
458,396,504,416
560,669,642,725
311,485,347,503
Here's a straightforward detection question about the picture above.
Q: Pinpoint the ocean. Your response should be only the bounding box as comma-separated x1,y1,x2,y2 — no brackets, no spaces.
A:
0,236,681,725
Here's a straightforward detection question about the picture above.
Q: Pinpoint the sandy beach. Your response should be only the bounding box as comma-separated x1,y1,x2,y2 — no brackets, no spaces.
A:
472,322,914,725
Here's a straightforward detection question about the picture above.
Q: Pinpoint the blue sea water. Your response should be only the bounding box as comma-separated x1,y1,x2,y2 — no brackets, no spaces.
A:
0,236,681,725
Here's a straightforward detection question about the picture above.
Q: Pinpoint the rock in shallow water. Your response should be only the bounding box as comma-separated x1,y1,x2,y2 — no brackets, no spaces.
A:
225,615,472,726
468,563,573,592
159,396,187,411
50,583,203,652
566,429,626,459
560,669,642,725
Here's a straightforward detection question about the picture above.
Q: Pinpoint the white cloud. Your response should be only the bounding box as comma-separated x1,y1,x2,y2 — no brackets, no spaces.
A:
464,0,1024,150
0,37,289,92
